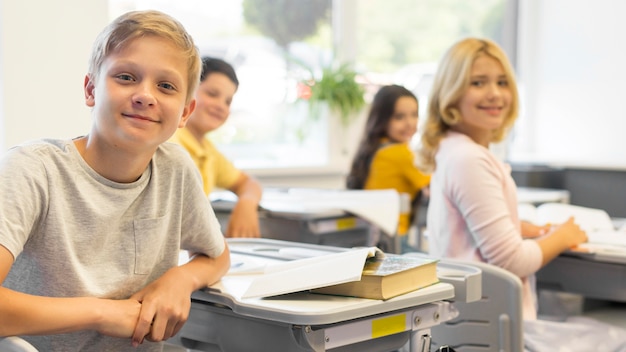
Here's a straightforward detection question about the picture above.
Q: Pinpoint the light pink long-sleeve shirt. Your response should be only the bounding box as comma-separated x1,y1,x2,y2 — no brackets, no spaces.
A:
427,131,543,320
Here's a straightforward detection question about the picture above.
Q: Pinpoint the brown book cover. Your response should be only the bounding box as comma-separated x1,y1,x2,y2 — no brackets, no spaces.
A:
311,253,439,300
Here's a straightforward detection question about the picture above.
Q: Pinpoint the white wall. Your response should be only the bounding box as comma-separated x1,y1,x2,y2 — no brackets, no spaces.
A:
0,0,108,150
512,0,626,170
0,0,356,189
2,0,624,189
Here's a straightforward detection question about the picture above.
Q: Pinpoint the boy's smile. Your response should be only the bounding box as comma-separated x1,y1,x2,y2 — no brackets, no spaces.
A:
84,35,194,154
124,112,160,124
185,72,237,141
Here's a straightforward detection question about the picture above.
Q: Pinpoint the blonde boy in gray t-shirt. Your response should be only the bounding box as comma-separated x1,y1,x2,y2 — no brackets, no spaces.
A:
0,10,230,352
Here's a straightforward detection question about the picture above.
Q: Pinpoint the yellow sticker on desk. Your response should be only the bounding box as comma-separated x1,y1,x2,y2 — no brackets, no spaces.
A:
336,217,357,230
371,313,407,339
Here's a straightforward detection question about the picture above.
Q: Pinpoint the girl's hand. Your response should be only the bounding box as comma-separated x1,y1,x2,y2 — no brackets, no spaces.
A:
555,217,588,248
521,220,551,238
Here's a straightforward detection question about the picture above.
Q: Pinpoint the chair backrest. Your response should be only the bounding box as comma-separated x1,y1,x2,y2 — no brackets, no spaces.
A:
0,337,39,352
429,260,524,352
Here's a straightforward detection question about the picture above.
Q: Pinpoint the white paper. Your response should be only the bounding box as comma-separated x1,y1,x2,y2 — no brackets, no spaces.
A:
211,188,401,235
241,247,381,299
519,202,626,248
585,230,626,247
260,188,401,235
518,202,614,233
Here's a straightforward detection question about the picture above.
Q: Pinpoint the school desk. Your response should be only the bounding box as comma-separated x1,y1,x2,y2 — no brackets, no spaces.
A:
537,250,626,302
517,186,571,205
170,238,482,352
210,188,402,250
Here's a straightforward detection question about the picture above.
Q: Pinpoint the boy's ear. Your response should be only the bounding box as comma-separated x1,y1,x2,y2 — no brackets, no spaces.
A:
84,75,96,107
178,99,196,128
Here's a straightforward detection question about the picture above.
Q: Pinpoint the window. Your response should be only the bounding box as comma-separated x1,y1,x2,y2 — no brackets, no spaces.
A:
108,0,516,173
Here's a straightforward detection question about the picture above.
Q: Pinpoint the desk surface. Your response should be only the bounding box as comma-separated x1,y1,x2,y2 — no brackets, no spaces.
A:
176,239,482,352
517,187,570,204
195,238,457,326
537,254,626,302
211,188,401,235
195,282,454,326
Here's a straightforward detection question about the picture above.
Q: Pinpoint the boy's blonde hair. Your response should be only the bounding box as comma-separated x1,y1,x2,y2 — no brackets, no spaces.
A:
88,10,201,103
416,37,519,173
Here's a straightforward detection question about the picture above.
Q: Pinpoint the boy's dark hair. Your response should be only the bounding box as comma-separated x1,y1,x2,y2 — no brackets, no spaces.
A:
200,57,239,87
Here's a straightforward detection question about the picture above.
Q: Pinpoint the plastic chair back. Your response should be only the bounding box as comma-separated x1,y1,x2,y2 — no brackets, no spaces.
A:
430,260,524,352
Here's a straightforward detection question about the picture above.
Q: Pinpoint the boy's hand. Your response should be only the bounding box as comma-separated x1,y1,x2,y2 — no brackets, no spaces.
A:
129,268,192,346
226,199,261,238
96,298,142,338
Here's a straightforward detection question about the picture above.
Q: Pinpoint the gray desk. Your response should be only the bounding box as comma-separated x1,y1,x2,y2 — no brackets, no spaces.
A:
515,187,626,310
211,197,372,248
537,252,626,303
172,239,481,352
517,186,570,205
211,188,402,250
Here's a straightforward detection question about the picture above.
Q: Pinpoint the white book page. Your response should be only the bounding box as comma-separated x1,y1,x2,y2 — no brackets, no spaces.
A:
260,189,400,235
534,203,614,232
585,230,626,247
241,247,382,299
519,202,626,248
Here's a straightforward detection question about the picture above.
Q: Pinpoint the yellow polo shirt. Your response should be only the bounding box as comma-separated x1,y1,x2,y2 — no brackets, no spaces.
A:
170,128,241,196
364,140,431,234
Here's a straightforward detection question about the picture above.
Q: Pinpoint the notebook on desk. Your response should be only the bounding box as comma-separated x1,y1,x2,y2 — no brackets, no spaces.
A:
518,202,626,264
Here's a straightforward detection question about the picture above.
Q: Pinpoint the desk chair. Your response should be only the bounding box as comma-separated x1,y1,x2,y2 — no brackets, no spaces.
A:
428,260,524,352
368,192,409,254
0,337,38,352
377,192,428,254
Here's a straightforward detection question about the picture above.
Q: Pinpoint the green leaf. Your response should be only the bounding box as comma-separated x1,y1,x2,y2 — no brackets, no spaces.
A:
307,63,366,126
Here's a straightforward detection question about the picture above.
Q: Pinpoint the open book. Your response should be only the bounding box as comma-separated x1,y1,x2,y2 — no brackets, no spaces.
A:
518,202,626,249
228,246,438,300
311,253,439,300
235,246,383,299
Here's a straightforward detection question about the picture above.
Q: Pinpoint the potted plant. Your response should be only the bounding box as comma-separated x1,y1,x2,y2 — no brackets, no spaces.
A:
299,62,366,128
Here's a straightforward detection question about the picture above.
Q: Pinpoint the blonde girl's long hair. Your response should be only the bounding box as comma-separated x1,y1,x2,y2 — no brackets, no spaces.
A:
416,37,519,173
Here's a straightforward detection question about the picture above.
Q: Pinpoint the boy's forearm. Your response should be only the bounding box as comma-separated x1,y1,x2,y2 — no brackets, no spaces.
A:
230,173,262,205
0,289,134,337
0,243,230,338
182,242,231,290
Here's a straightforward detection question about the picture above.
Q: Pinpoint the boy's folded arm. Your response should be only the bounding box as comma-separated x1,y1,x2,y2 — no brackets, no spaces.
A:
0,287,141,338
0,245,142,338
129,242,231,345
184,240,231,289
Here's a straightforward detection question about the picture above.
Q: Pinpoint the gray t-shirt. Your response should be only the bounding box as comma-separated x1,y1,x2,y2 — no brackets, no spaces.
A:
0,139,225,351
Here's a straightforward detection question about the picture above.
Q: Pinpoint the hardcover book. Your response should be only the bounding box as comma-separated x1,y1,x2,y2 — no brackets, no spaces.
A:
312,253,439,300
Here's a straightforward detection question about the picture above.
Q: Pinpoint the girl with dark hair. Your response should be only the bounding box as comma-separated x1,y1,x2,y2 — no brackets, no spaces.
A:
346,84,430,249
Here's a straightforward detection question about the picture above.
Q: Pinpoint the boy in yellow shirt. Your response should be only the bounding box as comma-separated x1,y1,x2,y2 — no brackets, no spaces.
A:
170,57,262,238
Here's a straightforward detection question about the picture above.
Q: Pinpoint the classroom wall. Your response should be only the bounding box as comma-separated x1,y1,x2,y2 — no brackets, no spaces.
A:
514,0,626,169
510,0,626,216
2,0,626,199
0,0,108,150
